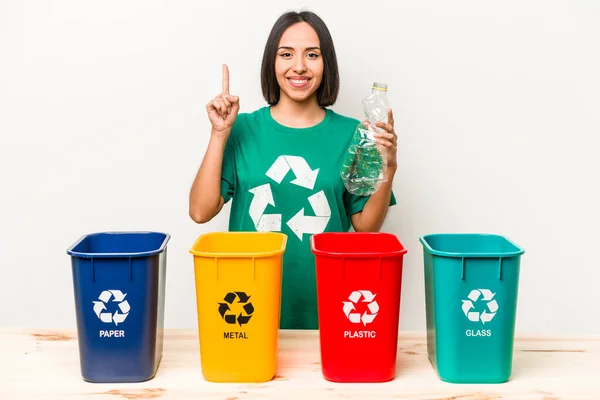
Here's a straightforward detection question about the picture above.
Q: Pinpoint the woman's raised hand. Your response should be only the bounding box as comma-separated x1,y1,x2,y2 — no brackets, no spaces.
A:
206,64,240,137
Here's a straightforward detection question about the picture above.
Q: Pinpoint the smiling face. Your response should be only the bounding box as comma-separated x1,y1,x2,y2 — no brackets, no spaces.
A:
274,22,324,105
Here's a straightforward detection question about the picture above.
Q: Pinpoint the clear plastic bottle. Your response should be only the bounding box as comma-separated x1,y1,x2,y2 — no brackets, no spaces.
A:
341,82,391,196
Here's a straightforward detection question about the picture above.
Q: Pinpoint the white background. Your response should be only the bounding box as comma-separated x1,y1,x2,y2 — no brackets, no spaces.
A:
1,0,599,334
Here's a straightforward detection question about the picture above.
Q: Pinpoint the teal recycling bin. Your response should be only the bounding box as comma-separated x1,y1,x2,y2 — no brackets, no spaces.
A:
420,233,525,383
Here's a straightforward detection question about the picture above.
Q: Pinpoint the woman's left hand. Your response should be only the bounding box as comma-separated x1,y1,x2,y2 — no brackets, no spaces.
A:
373,109,398,170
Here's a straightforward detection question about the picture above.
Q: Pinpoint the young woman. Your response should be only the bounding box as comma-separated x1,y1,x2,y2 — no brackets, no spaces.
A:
189,10,397,330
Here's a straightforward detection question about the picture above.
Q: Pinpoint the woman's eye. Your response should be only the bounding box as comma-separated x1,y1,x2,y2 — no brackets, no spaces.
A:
307,53,320,59
279,52,292,58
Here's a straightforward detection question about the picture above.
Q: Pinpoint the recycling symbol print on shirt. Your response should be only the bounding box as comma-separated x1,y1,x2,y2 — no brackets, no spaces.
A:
248,155,330,240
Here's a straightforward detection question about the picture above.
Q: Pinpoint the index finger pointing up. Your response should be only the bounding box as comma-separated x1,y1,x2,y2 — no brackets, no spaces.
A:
222,64,230,94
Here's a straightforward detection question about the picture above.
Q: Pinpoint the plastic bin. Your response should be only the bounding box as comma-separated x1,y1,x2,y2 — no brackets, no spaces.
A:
66,231,170,383
420,233,525,383
310,232,407,382
190,232,287,382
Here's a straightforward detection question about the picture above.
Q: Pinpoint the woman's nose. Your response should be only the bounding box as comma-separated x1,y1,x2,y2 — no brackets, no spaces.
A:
293,58,307,73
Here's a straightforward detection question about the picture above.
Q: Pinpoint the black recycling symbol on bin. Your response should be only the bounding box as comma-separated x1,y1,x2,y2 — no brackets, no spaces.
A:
218,292,254,326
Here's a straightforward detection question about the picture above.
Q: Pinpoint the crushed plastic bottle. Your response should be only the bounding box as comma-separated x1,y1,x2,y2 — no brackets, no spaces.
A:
341,82,391,196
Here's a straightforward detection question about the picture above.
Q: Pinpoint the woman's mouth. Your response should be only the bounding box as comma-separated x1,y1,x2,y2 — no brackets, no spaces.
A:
288,77,310,88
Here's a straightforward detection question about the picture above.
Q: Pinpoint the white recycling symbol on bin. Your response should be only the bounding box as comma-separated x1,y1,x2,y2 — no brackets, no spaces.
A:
248,155,330,240
461,289,498,324
343,290,379,326
92,290,130,326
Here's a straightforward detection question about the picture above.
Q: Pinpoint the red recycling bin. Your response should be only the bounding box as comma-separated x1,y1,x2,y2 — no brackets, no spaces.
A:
310,232,407,382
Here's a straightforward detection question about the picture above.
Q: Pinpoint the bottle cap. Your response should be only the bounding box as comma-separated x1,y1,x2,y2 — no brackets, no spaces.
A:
372,82,388,91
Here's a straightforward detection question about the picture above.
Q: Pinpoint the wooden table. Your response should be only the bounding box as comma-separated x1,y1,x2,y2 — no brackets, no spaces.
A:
1,328,598,399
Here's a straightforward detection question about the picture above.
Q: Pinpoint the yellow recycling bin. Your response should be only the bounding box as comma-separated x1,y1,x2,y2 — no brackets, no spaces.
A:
189,232,287,382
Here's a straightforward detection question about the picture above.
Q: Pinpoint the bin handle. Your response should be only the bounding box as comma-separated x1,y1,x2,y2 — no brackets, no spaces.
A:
498,257,503,281
213,257,257,281
460,257,504,281
90,257,134,280
341,256,384,280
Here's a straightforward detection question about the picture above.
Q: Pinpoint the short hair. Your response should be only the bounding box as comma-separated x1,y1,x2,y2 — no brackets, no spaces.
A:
261,10,340,107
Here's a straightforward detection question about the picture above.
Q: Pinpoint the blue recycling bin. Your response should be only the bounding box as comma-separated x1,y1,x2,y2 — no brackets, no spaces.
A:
66,231,170,383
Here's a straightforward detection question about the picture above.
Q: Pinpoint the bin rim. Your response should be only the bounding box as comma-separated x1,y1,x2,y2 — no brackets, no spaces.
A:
66,231,171,258
189,231,288,258
419,232,524,258
310,232,408,258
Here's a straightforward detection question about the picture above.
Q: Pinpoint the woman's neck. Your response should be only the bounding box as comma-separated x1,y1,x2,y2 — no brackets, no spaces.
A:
270,94,326,128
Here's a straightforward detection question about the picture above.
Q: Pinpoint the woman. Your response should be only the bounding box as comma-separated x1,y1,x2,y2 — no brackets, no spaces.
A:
189,10,397,330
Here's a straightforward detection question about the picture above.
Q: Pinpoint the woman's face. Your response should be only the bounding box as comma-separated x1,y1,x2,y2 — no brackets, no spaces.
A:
275,22,323,104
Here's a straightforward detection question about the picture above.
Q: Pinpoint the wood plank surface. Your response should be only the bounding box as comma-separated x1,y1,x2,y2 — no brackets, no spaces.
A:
0,328,598,399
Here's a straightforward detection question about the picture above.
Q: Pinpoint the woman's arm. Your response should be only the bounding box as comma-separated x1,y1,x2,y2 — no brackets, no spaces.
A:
350,109,398,232
189,134,228,223
350,166,396,232
189,64,240,224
